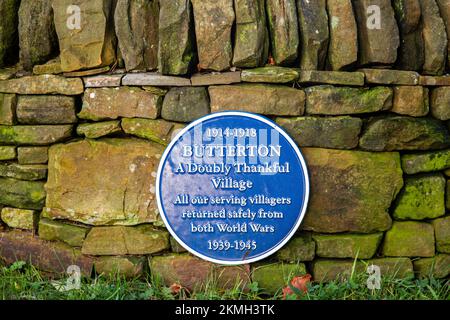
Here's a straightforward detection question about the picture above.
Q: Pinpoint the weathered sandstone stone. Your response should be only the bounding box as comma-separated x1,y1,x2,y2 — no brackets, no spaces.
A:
44,138,164,225
276,116,362,149
420,0,448,75
0,125,73,146
252,263,306,295
18,0,57,70
0,230,94,276
353,0,400,66
77,121,122,139
79,87,161,121
326,0,358,70
38,218,89,247
241,67,299,83
0,93,16,125
0,177,46,210
276,233,316,262
158,0,196,75
393,174,446,220
432,216,450,253
17,147,48,165
82,225,169,255
391,86,429,117
414,254,450,279
402,149,450,174
192,1,234,71
359,117,450,151
52,0,116,72
162,87,210,122
0,163,47,181
209,84,305,116
266,0,299,65
382,221,435,257
115,0,158,71
305,86,392,115
0,146,16,161
312,233,383,259
297,0,329,70
301,148,403,233
121,118,184,146
0,75,83,95
16,96,76,125
233,0,269,68
1,207,37,230
95,256,146,278
431,87,450,120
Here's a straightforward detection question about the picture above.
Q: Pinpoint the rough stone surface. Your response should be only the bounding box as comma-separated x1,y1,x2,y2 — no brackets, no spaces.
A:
359,117,450,151
0,146,16,161
432,216,450,253
297,71,364,86
17,147,48,165
192,1,234,71
0,230,94,276
391,86,429,117
233,0,269,68
170,237,187,253
312,259,364,282
276,233,316,262
297,0,329,70
16,96,76,125
252,263,306,295
52,0,116,72
122,73,191,87
0,93,16,125
368,258,414,279
79,87,161,121
83,74,123,88
32,57,62,75
0,0,20,67
149,254,213,291
121,118,184,146
0,75,84,95
276,116,362,149
0,125,73,146
95,256,146,278
382,221,435,257
402,149,450,174
419,75,450,86
420,0,448,75
353,0,400,66
38,218,89,247
209,84,305,116
413,254,450,278
18,0,57,71
44,138,165,226
1,207,37,230
393,174,446,220
190,72,241,86
241,67,299,83
162,87,210,122
0,177,46,210
326,0,358,70
305,86,392,115
437,0,450,68
0,163,47,181
392,0,425,71
214,265,251,291
158,0,196,75
360,69,419,85
115,0,158,71
312,233,383,259
431,87,450,121
301,148,403,233
77,121,122,139
266,0,299,65
82,225,169,255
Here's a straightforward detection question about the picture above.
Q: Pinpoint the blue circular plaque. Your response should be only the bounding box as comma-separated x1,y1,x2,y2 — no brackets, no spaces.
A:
156,112,309,265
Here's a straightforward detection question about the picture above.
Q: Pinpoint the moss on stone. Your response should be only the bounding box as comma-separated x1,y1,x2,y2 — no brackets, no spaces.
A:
393,173,446,220
313,233,383,259
252,263,306,295
402,149,450,174
382,221,435,257
277,233,315,262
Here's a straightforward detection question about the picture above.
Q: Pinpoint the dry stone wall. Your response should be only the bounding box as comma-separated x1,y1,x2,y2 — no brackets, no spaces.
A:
0,0,449,293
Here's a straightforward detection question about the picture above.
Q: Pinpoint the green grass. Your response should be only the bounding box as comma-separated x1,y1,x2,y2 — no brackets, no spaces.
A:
0,261,448,300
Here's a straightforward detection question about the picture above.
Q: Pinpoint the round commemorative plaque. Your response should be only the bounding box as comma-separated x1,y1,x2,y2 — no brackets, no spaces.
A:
156,112,309,265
